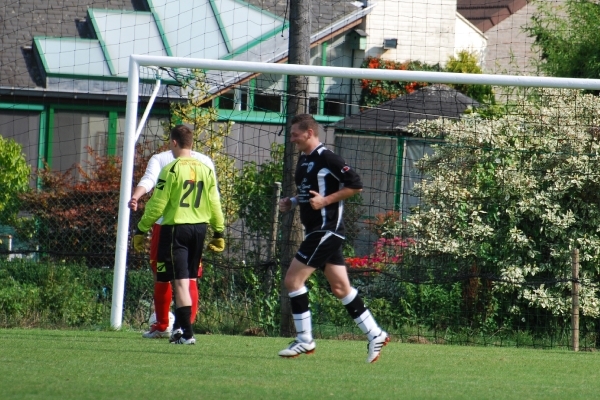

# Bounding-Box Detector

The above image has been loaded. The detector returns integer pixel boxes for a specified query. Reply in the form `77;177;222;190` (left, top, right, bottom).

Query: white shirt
137;150;217;224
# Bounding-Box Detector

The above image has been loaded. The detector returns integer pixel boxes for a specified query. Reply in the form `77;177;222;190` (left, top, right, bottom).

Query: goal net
104;55;600;348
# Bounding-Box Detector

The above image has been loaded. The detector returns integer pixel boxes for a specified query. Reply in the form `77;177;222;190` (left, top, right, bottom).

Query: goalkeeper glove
208;231;225;252
133;229;147;253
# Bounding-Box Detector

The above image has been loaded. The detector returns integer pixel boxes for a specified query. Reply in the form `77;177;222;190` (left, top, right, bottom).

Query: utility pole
280;0;311;337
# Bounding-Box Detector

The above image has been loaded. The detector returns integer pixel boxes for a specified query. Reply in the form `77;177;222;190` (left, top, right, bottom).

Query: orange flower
368;58;380;69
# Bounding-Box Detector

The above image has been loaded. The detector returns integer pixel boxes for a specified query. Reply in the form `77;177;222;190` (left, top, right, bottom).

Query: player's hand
208;231;225;252
309;190;328;210
128;197;139;211
133;233;146;253
279;197;292;212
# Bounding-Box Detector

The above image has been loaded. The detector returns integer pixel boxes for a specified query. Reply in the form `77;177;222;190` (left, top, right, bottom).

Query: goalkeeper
129;125;224;340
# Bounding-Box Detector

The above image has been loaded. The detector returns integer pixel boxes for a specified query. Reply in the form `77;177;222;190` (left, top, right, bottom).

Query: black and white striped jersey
294;143;363;235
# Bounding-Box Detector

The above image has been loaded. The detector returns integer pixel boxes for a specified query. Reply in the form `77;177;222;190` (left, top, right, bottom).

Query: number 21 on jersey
180;180;204;208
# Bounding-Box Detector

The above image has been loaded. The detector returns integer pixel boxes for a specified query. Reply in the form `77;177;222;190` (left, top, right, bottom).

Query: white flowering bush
406;88;600;320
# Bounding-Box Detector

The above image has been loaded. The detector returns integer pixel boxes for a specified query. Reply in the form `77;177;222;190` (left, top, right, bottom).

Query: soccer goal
114;54;600;349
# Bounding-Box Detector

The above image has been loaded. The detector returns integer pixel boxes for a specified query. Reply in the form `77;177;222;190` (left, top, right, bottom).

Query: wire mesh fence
2;84;600;350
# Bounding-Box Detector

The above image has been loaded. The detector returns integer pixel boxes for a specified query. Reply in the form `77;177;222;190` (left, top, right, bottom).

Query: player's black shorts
156;223;207;282
295;230;345;269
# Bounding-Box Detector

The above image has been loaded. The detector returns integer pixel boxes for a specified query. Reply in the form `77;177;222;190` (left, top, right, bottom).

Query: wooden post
571;248;579;352
280;0;310;337
263;182;282;295
267;182;282;263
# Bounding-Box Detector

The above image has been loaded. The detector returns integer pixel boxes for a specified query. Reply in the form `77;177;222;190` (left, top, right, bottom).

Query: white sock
293;311;313;343
288;286;308;297
341;288;358;305
354;310;382;341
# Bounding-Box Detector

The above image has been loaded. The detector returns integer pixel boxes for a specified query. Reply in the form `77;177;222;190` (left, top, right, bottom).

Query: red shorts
150;223;203;278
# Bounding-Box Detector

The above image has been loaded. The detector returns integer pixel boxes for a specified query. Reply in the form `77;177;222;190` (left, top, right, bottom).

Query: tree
525;0;600;79
406;88;600;321
445;50;494;104
233;143;284;240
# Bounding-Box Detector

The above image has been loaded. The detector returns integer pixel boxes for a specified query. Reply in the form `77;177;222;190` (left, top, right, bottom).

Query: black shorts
156;223;207;282
295;230;345;269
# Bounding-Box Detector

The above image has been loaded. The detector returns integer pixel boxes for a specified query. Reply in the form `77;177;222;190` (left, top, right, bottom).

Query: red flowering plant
346;236;415;275
346;210;415;274
359;57;441;109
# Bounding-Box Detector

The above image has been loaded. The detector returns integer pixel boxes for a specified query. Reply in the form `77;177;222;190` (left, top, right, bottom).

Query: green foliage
407;88;600;319
0;136;30;225
240;262;281;332
342;193;364;254
359;51;494;108
445;50;495;103
0;259;154;328
14;148;136;267
233;143;284;238
0;261;104;326
359;57;441;108
525;0;600;79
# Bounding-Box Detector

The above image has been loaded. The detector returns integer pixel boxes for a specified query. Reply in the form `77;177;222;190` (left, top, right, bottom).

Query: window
324;98;345;116
218;89;248;110
0;111;40;168
219;91;235;110
0;110;41;187
52;111;109;178
309;98;319;115
254;94;281;112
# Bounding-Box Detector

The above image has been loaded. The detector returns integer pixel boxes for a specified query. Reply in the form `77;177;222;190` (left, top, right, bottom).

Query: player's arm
128;186;148;211
128;154;162;210
309;152;363;210
206;171;225;233
308;187;361;210
206;171;226;252
137;167;172;233
279;196;298;212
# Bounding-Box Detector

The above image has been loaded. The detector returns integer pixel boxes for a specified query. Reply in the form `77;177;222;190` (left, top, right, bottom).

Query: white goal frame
111;54;600;328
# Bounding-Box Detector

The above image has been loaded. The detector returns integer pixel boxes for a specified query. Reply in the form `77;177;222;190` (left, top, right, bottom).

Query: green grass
2;329;600;399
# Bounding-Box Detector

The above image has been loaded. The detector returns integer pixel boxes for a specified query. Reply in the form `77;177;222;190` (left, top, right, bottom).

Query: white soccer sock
293;311;313;343
354;310;382;341
288;286;308;298
341;287;358;305
289;286;313;343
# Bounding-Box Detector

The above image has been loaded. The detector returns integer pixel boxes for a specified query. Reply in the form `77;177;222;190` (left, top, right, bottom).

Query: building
1;0;490;176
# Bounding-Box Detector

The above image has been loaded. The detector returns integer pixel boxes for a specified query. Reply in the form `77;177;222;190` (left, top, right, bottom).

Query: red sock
154;281;172;330
189;279;198;323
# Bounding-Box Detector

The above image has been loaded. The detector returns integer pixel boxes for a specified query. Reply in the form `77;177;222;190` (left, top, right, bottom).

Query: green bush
0;136;30;227
0;260;153;328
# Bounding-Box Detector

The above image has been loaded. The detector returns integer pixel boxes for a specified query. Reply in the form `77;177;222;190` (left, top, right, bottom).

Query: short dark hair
170;125;194;149
290;114;319;136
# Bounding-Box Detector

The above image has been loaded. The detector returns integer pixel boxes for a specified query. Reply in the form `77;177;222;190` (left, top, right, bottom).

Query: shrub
0;260;154;328
0;136;30;226
407;88;600;320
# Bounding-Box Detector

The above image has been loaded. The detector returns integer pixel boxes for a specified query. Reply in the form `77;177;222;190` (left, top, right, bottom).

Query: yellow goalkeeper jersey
138;157;224;233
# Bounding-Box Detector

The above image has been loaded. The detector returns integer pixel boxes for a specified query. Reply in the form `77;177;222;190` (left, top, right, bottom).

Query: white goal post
111;54;600;329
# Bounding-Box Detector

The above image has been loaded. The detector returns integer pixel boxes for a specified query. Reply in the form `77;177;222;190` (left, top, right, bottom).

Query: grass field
1;329;600;399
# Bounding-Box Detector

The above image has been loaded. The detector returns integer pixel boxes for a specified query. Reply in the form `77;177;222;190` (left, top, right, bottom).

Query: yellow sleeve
207;172;225;233
137;166;171;232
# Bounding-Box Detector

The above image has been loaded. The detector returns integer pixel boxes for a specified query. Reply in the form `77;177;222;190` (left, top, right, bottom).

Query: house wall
454;11;487;64
482;1;565;75
364;0;457;66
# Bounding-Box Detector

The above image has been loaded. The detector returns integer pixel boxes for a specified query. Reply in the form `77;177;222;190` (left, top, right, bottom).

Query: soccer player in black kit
278;114;389;363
